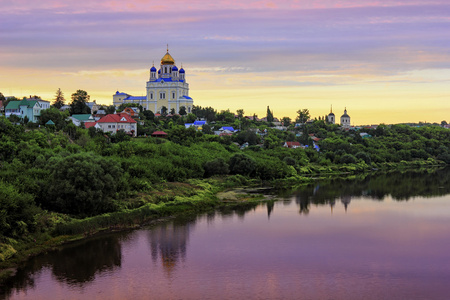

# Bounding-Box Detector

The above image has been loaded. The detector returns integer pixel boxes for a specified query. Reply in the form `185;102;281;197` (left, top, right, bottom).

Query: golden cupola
161;50;175;65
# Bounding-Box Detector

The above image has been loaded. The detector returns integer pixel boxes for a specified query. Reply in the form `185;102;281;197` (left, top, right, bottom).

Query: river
2;168;450;300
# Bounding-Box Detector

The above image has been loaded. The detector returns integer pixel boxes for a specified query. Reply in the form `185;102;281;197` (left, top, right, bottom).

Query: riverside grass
0;177;264;282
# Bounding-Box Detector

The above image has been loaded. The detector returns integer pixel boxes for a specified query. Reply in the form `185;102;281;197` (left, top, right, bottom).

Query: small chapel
327;106;351;128
113;47;194;114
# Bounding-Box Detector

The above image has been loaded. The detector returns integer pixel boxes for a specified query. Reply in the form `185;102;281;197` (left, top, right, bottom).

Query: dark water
3;168;450;300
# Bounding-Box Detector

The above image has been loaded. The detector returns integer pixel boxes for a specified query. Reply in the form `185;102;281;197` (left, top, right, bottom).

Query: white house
96;113;137;137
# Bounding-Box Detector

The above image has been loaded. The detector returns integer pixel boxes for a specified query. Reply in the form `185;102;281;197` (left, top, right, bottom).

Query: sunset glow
1;0;449;124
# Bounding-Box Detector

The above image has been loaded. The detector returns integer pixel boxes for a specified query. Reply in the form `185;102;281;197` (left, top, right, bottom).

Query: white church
327;107;351;128
113;48;194;114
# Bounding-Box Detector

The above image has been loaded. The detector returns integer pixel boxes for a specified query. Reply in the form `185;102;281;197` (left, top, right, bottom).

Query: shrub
355;152;371;164
43;152;123;216
229;153;256;176
204;158;229;177
340;154;357;164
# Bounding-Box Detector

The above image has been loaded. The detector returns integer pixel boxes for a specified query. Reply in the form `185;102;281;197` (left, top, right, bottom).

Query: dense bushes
229;153;256;176
0;181;38;239
42;153;124;216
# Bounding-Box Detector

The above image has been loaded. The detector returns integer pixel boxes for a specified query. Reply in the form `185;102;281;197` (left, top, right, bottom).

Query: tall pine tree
266;106;274;122
53;88;65;109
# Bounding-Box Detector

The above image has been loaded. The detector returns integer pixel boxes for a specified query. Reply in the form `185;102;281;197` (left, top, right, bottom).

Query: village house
96;113;137;137
284;141;301;149
5;99;42;122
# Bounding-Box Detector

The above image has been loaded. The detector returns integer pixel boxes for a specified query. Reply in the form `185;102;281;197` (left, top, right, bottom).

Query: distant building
340;108;351;128
327;106;335;124
96;113;137;137
38;99;51;110
5;99;42;122
113;47;194;115
86;100;101;113
69;114;95;126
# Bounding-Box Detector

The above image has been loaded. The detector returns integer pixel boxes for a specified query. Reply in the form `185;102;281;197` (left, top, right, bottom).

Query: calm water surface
3;169;450;300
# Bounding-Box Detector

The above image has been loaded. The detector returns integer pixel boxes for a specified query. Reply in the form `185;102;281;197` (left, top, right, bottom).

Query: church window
150;93;153;100
160;92;165;99
172;92;175;99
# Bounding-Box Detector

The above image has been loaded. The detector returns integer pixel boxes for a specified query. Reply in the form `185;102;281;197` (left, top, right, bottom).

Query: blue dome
158;69;161;74
172;66;178;71
150;66;157;72
179;68;185;74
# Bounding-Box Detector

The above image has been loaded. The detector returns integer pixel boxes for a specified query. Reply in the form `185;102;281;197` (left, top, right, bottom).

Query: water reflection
2;167;450;299
148;216;195;275
1;233;124;299
277;167;450;216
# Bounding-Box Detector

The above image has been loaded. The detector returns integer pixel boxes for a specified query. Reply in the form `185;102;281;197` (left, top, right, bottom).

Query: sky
1;0;449;125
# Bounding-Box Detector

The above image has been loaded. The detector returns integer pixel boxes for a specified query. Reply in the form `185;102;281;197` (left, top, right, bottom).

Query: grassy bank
0;176;267;283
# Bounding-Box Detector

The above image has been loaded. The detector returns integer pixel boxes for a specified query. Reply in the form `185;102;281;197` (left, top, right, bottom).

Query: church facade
327;107;351;128
113;49;193;114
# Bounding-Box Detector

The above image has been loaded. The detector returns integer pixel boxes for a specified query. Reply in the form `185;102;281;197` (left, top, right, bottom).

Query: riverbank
0;176;269;283
0;162;447;284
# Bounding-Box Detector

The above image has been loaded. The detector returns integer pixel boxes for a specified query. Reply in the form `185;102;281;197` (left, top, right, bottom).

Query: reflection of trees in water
148;216;195;275
48;235;122;285
0;233;123;298
282;167;450;214
148;204;261;275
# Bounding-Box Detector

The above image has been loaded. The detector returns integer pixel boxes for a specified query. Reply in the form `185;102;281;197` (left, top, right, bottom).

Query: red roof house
151;131;168;138
283;141;301;149
96;113;137;137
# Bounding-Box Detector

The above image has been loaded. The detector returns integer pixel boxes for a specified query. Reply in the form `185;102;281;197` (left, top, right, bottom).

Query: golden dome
161;51;175;65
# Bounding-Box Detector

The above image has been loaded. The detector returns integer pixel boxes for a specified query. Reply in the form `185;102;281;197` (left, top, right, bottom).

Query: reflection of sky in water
6;193;450;300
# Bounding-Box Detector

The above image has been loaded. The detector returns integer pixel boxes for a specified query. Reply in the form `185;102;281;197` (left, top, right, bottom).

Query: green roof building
5;99;42;122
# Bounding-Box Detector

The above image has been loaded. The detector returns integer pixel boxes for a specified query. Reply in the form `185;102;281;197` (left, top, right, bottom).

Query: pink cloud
4;0;449;14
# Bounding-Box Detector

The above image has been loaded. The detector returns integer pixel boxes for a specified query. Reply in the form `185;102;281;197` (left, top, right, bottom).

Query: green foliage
204;158;229;177
296;109;310;123
355;152;371;164
192;105;217;122
42;153;124;216
340;154;357;164
39;107;69;130
233;129;259;145
266;106;274;122
0;181;38;239
216;109;235;123
53;88;65;109
229;153;256;176
70;90;91;114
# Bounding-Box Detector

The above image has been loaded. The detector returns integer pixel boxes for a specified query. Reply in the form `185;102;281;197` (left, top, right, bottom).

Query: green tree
179;106;187;115
266;106;274;122
237;108;245;119
202;123;213;134
281;117;291;126
216;109;235;123
8;114;21;124
43;153;123;216
53;88;65;109
295;109;310;124
70;90;91;114
0;181;38;238
39;107;69;130
102;105;116;114
229;153;256;176
192;105;217;122
234;129;259;145
204;158;229;177
143;110;155;121
161;106;168;116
